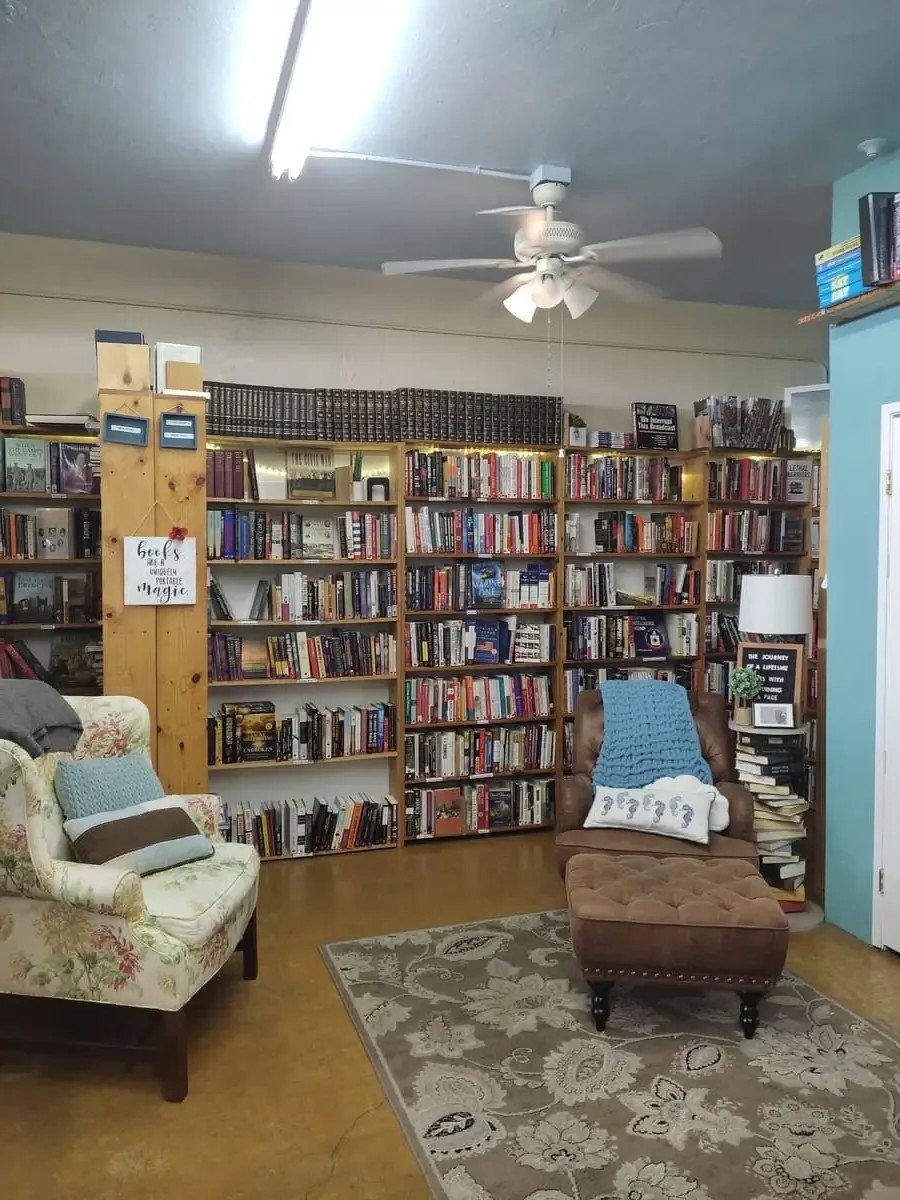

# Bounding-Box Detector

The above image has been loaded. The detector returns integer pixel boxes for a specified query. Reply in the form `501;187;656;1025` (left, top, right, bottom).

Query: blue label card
102;412;150;446
159;411;198;450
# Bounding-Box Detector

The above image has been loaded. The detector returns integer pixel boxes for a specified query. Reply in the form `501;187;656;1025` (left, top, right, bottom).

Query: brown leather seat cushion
567;853;789;984
556;827;758;874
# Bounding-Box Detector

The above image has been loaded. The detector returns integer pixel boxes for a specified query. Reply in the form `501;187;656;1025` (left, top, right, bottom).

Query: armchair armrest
45;859;147;923
716;781;755;843
558;774;593;834
175;794;222;842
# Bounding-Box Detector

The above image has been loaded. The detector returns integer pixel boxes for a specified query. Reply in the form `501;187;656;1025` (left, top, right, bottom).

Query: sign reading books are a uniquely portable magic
124;536;196;606
632;402;679;451
737;641;803;708
102;412;150;447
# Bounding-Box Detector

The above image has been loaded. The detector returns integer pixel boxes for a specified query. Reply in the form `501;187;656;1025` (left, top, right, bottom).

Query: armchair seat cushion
556;827;758;876
141;843;258;948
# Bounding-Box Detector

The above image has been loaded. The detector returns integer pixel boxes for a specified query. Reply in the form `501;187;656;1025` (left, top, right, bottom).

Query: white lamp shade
562;281;599;319
503;284;537;323
738;574;813;636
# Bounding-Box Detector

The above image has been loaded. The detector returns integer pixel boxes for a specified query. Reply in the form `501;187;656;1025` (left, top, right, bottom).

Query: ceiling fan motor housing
515;220;584;263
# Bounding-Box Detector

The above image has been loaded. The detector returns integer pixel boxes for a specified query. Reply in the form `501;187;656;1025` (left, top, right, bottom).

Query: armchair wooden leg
240;908;258;981
159;1009;188;1102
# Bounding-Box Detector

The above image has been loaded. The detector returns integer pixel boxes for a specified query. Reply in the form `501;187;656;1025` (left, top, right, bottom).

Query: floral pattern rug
322;909;900;1200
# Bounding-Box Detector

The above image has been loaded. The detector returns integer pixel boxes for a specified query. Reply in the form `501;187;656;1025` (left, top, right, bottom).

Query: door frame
872;400;900;946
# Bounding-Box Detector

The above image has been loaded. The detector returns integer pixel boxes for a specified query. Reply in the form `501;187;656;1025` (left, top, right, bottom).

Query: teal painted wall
827;154;900;940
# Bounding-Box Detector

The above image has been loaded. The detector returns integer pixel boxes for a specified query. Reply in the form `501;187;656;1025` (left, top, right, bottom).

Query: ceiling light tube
270;0;412;181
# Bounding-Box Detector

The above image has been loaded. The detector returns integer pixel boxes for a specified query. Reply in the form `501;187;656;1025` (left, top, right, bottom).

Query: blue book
470;561;503;608
817;261;863;286
94;329;145;344
472;619;500;663
815;250;862;279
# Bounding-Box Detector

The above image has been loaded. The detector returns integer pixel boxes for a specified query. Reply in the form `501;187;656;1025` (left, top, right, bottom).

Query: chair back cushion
54;754;164;821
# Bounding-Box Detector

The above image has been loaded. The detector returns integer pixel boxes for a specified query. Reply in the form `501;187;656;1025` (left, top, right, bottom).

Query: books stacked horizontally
1;435;97;495
736;729;808;911
405;618;554;669
564;612;698;662
562;664;692;713
404;673;553;724
207;510;397;561
565;454;684;501
219;793;398;857
707;509;803;554
405;451;555;500
404;724;556;780
405;778;554;839
563;560;700;607
208;629;397;682
815;235;867;308
406;561;553;612
405;507;557;555
208;700;396;766
693;396;790;452
208;568;398;624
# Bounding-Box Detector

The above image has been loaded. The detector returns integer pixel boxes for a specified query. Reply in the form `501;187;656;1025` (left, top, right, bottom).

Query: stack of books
815;236;868;308
735;730;808;910
693;396;790;451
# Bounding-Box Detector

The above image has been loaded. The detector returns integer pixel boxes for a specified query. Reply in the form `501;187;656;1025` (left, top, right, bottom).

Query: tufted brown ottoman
566;852;789;1038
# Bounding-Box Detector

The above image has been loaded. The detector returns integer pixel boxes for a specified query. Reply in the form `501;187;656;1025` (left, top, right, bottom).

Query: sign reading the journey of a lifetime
737;641;802;707
632;402;679;450
124;536;196;606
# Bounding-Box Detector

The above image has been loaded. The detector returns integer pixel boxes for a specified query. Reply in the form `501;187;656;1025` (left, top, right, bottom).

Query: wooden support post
98;345;158;765
153;393;208;794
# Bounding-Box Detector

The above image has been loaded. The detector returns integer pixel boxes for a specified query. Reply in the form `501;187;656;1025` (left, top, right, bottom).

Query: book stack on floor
219;793;398;857
735;730;809;911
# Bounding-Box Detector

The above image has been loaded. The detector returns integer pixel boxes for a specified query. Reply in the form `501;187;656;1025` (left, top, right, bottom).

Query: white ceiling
0;0;898;309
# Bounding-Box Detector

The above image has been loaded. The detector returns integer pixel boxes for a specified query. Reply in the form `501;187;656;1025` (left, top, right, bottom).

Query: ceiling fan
381;165;722;322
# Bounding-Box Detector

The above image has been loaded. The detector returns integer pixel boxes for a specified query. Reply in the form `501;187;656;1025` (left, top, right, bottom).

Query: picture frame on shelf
752;702;796;729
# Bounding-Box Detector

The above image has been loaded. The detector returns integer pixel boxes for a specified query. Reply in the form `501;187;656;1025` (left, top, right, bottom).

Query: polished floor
2;833;899;1200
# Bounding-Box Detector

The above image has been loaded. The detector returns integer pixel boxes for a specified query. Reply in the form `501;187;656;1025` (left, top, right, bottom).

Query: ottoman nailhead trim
581;965;780;986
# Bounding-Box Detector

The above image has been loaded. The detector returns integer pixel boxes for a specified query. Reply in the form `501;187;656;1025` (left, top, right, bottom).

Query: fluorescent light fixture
562;281;599;318
271;0;412;180
503;285;538;323
232;0;299;145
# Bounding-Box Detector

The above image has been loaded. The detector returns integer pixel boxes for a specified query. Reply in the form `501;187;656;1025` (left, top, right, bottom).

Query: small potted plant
729;666;763;725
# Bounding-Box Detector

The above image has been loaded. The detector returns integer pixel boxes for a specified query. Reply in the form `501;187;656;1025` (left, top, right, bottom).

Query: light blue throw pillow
54;754;165;822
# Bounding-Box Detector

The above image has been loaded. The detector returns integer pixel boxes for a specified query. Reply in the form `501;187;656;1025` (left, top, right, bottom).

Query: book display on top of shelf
693;396;791;452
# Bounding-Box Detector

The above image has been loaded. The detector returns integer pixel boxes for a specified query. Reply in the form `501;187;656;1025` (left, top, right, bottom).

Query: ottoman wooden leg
739;990;763;1040
589;982;613;1032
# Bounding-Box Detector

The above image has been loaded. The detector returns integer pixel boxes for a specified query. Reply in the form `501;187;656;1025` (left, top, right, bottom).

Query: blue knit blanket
592;681;712;789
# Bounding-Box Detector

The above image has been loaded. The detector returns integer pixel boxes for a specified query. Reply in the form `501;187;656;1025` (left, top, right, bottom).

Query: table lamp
738;575;813;639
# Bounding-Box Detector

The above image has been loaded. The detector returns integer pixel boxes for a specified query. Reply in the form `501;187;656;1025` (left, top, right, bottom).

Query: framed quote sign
124;536;196;606
736;641;803;710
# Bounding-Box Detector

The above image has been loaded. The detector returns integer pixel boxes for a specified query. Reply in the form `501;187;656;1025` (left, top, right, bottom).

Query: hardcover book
3;437;47;492
302;517;335;559
11;572;56;622
434;787;464;838
472;619;500;664
58;443;93;494
632;613;670;657
469;561;503;608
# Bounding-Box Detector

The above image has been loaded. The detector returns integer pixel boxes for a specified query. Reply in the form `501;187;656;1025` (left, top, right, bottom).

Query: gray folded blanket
0;681;84;758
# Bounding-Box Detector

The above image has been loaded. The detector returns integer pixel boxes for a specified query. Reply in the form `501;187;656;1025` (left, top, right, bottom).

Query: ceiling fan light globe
503;285;537;323
562;281;599;319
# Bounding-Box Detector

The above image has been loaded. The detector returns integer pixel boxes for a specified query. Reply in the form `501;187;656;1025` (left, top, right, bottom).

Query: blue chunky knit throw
592;680;712;789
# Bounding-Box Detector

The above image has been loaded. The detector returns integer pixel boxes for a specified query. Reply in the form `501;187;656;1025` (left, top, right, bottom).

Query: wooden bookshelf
209;673;397;687
210;750;398;771
0;491;99;504
798;280;900;326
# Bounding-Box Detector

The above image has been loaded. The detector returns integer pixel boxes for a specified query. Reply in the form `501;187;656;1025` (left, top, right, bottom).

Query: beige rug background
323;909;900;1200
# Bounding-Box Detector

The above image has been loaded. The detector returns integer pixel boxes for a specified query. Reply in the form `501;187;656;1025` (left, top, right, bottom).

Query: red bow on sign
169;525;188;541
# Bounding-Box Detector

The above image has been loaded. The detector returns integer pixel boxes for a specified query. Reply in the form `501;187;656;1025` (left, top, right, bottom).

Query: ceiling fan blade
381;257;521;276
578;227;722;265
569;265;663;302
476;271;537;305
476;206;536;216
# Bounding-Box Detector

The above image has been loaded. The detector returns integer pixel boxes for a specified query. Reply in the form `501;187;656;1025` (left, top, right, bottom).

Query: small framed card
752;702;796;729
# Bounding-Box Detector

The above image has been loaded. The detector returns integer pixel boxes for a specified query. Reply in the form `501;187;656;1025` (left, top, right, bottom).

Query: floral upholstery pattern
0;696;259;1011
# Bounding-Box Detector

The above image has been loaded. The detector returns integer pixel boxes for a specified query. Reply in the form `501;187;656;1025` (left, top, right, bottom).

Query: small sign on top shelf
632;403;679;451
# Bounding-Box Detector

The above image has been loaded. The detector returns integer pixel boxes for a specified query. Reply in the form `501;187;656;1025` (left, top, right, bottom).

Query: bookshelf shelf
209;435;401;453
707;499;805;510
0;426;96;442
261;841;397;861
0;492;100;505
407;715;554;730
405;661;557;674
405;552;558;561
563;604;699;613
209;673;397;687
564;656;698;667
207;498;395;510
210;750;398;772
798;281;900;326
565;447;704;461
210;557;398;567
406;767;554;787
705;551;802;559
0;558;100;568
209;617;395;628
564;499;701;509
405;496;558;506
407;822;554;843
407;607;554;618
564;552;697;560
2;622;101;633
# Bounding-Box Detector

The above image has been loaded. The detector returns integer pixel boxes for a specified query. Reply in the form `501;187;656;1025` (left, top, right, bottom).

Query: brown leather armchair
557;689;757;875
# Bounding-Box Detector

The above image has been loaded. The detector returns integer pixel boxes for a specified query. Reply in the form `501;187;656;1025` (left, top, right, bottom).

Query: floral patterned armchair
0;695;259;1101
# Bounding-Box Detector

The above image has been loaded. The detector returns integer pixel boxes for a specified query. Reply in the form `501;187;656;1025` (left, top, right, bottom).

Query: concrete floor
1;833;898;1200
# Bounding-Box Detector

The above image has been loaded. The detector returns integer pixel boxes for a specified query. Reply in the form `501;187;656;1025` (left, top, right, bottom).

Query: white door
877;406;900;950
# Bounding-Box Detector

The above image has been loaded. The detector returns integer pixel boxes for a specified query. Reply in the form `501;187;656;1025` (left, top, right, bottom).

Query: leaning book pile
735;729;809;911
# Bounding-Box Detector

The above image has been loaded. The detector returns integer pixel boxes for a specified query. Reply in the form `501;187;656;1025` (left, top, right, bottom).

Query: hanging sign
102;412;150;446
159;411;198;450
124;536;196;606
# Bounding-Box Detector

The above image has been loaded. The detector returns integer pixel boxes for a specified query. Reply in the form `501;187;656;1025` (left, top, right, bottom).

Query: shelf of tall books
0;413;103;694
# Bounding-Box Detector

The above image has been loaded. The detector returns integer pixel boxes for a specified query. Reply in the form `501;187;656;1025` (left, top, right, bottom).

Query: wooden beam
153;394;208;793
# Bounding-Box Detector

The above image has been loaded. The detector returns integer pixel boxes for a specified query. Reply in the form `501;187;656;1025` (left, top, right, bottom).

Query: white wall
0;234;827;438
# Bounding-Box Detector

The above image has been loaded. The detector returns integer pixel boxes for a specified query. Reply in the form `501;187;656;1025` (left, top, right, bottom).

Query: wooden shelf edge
798;281;900;326
209;674;397;687
260;842;398;861
407;822;554;843
209;750;397;771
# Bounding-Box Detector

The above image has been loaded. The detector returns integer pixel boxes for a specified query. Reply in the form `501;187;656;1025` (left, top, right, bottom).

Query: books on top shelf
404;673;553;724
405;778;554;840
205;381;563;446
1;435;98;495
405;723;557;779
563;561;700;608
208;700;396;765
405;450;555;499
405;561;554;612
208;628;397;682
565;454;685;502
693;396;791;452
404;618;555;668
219;793;398;858
563;612;698;661
207;508;397;561
405;506;557;555
706;509;804;554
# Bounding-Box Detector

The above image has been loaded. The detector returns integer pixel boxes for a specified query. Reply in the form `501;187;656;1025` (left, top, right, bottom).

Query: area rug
322;909;900;1200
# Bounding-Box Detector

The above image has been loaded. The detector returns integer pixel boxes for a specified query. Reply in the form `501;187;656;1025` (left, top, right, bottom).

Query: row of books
563;612;699;661
0;632;102;691
693;396;791;452
568;512;698;555
404;451;555;500
562;562;701;609
562;664;691;716
707;510;804;554
404;724;557;780
209;568;398;624
405;561;553;612
708;458;811;503
404;619;555;669
737;729;809;908
0;507;100;562
405;779;555;840
0;571;99;624
705;559;788;603
205;381;564;446
705;611;739;654
0;435;97;495
208;630;397;682
209;700;396;765
218;794;398;857
703;660;733;695
565;454;685;502
404;673;553;725
404;507;558;556
207;509;397;561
